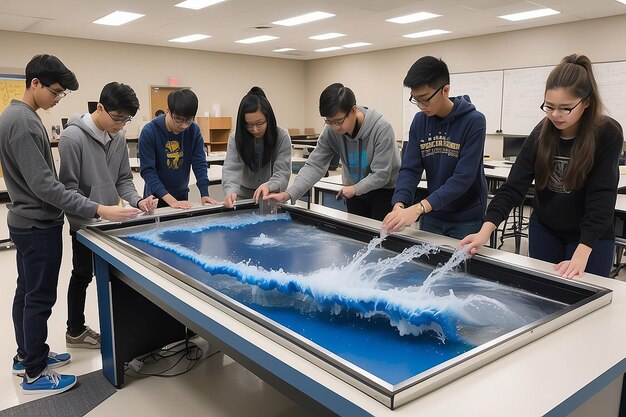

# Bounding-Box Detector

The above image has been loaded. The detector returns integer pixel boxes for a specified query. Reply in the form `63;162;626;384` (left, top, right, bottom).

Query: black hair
98;82;140;116
167;89;198;118
403;56;450;90
155;109;165;117
319;83;356;117
235;86;278;171
25;54;78;91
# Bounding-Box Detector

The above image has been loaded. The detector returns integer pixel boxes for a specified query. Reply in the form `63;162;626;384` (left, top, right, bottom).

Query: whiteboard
449;71;503;134
501;65;554;135
402;60;626;139
401;70;503;140
594;61;626;131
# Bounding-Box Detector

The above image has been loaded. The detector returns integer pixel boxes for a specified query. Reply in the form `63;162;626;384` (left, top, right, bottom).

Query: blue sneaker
21;368;77;395
12;352;71;375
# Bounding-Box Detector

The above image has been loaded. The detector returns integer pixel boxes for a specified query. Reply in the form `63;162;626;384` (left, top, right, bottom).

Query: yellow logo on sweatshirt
166;140;183;169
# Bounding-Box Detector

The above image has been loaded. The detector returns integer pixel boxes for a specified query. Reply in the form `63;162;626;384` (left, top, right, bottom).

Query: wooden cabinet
196;116;232;152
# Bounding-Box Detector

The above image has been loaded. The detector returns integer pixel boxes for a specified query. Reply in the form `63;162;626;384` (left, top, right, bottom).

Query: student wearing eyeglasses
222;87;291;208
460;54;623;279
58;82;158;350
0;55;143;396
139;88;218;208
266;83;400;221
382;56;488;239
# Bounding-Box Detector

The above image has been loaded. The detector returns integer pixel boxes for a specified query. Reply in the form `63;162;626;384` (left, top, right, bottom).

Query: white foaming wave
150;212;292;234
126;231;525;343
250;233;281;247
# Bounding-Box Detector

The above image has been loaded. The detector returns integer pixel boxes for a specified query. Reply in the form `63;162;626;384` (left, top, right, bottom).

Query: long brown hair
535;54;604;190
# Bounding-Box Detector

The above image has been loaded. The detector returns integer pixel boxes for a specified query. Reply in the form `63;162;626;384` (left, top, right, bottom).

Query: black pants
345;188;394;221
67;231;94;336
10;225;63;378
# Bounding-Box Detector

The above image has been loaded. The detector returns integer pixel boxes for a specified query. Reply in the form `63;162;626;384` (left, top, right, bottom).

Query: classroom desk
49;135;139;147
484;162;626;191
290;134;318;145
78;203;626;417
312;175;428;211
128;157;226;171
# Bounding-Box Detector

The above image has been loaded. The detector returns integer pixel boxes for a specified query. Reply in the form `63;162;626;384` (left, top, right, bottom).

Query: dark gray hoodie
59;113;142;231
0;100;99;229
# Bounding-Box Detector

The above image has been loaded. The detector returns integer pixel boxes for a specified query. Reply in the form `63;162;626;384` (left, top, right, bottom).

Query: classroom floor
0;170;624;416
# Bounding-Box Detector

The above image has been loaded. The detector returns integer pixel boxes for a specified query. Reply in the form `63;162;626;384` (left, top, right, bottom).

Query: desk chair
496;191;533;254
494;135;530;254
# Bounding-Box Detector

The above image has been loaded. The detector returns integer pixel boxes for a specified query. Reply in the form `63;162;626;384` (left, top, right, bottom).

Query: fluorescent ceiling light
499;8;560;21
169;34;211;43
273;48;296;52
309;33;345;40
403;29;451;38
236;35;279;44
273;11;335;26
386;12;440;24
617;0;626;4
315;46;343;52
93;11;144;26
343;42;371;48
175;0;227;10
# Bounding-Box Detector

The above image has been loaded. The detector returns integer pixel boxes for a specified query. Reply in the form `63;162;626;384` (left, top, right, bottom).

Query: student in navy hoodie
139;89;219;208
382;56;487;239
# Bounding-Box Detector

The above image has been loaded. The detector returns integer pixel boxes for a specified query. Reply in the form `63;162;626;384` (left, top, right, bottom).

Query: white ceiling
1;0;625;60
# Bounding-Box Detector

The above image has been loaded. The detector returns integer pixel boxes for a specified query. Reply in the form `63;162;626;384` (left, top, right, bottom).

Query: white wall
2;13;626;157
304;14;626;158
0;31;306;138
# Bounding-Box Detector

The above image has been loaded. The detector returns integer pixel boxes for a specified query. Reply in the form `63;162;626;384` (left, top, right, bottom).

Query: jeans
67;231;94;336
10;224;63;378
528;217;615;277
420;215;483;240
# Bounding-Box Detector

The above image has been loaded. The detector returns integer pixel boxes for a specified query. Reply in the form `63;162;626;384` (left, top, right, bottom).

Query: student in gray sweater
0;55;142;396
222;87;291;207
266;83;400;221
59;82;157;350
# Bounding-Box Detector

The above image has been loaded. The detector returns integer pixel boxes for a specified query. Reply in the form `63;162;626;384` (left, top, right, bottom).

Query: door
150;86;185;119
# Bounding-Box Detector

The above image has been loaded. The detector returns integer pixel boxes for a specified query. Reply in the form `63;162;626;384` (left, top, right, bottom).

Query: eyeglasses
171;115;195;125
245;120;267;130
103;107;133;125
409;86;444;107
540;98;585;116
44;85;70;99
324;113;350;127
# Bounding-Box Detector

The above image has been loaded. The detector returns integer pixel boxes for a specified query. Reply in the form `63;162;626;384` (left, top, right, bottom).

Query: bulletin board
0;76;26;114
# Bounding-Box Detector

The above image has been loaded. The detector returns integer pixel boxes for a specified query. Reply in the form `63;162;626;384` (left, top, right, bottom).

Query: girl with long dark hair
461;54;624;278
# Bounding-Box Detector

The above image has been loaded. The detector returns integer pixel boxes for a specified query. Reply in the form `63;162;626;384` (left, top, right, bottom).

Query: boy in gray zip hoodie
266;83;400;221
59;82;157;349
